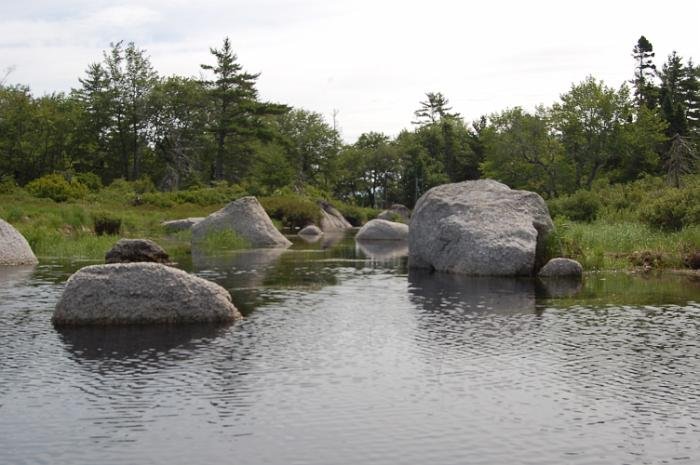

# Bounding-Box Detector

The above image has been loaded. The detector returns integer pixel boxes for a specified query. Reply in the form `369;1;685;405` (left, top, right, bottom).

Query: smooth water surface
1;233;699;465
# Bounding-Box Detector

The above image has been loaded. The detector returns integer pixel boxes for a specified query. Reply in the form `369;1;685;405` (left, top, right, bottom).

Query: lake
1;232;699;465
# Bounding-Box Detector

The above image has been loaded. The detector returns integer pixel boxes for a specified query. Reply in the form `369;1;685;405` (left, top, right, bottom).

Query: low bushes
26;174;88;202
260;195;321;229
640;187;700;231
548;190;601;222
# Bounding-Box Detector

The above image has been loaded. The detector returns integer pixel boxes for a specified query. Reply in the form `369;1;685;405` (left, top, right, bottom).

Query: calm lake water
1;232;699;465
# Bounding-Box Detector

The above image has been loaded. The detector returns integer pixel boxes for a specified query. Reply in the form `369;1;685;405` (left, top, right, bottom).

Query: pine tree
659;51;689;138
631;36;658;108
200;37;287;181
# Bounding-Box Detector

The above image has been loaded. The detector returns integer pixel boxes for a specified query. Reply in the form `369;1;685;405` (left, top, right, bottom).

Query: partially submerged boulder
0;219;38;265
377;204;411;223
105;239;170;264
298;224;323;237
192;196;292;248
319;201;352;231
409;179;554;276
162;217;204;233
356;219;409;241
52;262;241;326
538;258;583;278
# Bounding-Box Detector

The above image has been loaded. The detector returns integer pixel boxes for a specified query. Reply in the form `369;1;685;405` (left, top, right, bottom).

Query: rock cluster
356;219;409;241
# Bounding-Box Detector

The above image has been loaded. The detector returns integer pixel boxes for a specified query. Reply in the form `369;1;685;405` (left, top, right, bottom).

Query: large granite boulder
0;219;38;265
52;262;241;326
105;239;170;264
319;201;352;231
538;258;583;278
409;180;554;276
192;196;292;248
298;224;323;237
356;219;409;241
377;204;411;223
162;217;204;233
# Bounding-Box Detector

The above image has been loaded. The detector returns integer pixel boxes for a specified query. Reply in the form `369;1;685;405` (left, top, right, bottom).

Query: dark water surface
1;233;699;465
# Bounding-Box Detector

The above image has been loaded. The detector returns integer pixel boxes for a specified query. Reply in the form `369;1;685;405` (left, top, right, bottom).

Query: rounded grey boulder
319;201;352;231
53;262;241;326
538;258;583;278
105;238;170;264
377;204;411;223
356;219;409;241
298;224;323;236
0;219;38;265
192;196;292;248
409;179;554;276
162;217;204;233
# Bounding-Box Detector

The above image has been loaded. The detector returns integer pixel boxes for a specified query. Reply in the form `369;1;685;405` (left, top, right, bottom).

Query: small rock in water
356;219;408;241
538;258;583;278
298;224;323;236
105;238;170;264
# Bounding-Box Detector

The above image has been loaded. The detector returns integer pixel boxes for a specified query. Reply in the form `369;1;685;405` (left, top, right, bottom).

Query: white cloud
1;0;700;141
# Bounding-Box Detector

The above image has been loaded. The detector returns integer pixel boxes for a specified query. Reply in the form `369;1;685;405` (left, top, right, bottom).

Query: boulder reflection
355;240;408;261
57;323;230;364
408;269;539;316
0;265;36;288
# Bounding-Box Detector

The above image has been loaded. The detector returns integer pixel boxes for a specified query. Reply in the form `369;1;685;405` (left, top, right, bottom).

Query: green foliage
260;195;321;229
0;175;18;194
92;212;122;236
548;190;601;222
641;187;700;230
335;202;379;226
200;229;250;251
26;173;88;202
74;172;103;191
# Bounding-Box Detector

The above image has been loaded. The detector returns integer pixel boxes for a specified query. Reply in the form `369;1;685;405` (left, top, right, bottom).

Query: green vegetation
0;35;698;269
199;230;250;252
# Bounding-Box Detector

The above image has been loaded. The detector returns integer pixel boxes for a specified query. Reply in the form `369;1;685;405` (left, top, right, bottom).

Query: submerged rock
356;219;409;241
377;204;411;223
105;239;170;264
192;196;292;248
298;224;323;237
162;217;204;233
538;258;583;278
0;219;38;265
319;201;352;231
52;262;241;326
409;179;554;276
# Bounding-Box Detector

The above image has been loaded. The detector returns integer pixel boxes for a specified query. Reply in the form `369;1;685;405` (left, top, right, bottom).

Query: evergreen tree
631;36;658;108
200;37;287;181
666;134;698;187
659;51;689;138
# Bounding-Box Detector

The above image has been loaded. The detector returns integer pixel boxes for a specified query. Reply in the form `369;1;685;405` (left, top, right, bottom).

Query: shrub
26;174;88;202
132;176;156;194
260;195;321;229
93;213;122;236
74;172;103;192
0;175;18;194
640;188;700;231
335;203;379;226
548;190;601;222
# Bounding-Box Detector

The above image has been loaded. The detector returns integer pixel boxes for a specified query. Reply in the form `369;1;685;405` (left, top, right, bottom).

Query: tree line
0;36;697;207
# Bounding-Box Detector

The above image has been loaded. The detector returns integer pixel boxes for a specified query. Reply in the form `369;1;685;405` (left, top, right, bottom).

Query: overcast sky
2;0;699;142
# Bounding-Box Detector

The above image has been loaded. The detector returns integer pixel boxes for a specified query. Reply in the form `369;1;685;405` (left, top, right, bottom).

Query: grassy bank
0;181;378;261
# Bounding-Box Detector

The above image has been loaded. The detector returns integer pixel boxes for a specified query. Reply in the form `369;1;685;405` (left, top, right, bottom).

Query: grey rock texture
298;224;323;236
377;204;411;223
52;262;241;325
409;179;554;276
192;196;292;248
356;219;409;241
538;258;583;278
319;201;352;231
0;219;38;265
162;217;204;233
105;239;170;264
